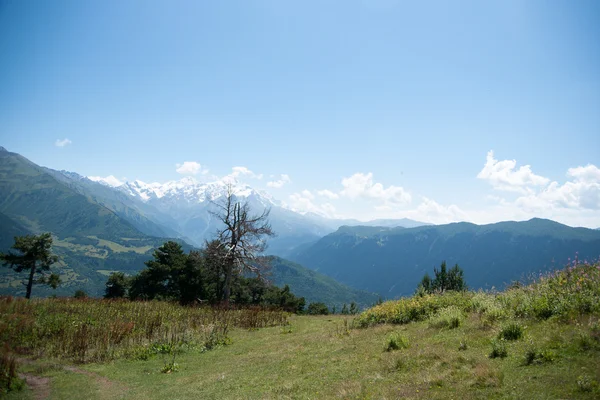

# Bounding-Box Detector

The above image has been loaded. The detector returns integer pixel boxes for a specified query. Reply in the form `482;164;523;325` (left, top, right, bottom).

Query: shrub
356;291;473;327
498;322;524;341
429;306;465;329
384;332;409;352
524;342;556;365
489;339;508;359
576;375;599;393
498;261;600;320
307;302;329;315
73;290;88;299
0;349;24;395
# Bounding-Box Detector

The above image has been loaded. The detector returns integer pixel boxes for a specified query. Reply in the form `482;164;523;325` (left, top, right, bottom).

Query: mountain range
289;219;600;298
85;174;430;255
0;147;379;306
1;146;598;306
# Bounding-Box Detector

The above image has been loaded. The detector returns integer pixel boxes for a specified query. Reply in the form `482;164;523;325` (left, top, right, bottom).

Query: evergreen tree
104;272;130;299
0;233;60;299
128;241;188;301
433;261;449;292
419;272;432;293
349;301;358;315
447;263;467;291
417;261;467;294
307;302;329;315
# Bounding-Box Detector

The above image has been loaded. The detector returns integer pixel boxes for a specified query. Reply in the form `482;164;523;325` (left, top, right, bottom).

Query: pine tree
0;233;60;299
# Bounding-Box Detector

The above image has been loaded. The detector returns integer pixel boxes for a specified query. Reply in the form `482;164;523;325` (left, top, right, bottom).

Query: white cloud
288;191;336;217
317;189;339;200
408;197;469;224
477;150;549;192
301;189;314;199
340;172;411;205
479;161;600;226
567;164;600;183
231;166;263;180
88;175;124;187
175;161;208;175
267;174;291;188
55;138;72;147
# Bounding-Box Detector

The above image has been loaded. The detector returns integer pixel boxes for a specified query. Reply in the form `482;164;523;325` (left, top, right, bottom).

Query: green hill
291;219;600;298
269;256;379;309
0;149;377;305
0;148;188;297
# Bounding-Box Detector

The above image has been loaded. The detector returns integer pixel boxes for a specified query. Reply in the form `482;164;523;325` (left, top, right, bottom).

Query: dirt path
18;373;50;400
17;357;126;399
63;365;119;392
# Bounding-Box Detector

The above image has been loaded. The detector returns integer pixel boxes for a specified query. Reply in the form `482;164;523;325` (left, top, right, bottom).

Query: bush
429;306;465;329
524;346;556;366
498;261;600;320
0;349;23;395
73;290;88;299
489;339;508;359
384;332;409;352
576;375;599;393
307;302;329;315
356;291;473;327
498;322;524;341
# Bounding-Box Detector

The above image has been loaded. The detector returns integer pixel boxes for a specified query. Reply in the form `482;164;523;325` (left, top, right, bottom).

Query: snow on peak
88;175;124;188
111;176;279;206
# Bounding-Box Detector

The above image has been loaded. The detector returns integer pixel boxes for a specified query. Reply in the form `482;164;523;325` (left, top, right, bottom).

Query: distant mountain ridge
83;170;431;255
0;147;381;306
290;218;600;298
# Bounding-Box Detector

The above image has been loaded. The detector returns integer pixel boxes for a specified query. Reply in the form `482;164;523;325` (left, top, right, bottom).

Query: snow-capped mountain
83;174;430;256
90;176;279;207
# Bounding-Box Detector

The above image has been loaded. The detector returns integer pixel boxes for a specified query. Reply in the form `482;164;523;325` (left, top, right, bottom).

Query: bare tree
210;184;275;302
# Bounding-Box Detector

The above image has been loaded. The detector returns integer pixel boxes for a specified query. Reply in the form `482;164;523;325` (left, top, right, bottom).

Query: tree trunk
26;262;36;299
222;262;233;303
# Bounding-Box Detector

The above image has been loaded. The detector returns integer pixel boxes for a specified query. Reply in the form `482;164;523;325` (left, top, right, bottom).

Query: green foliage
576;375;599;393
104;272;130;299
125;242;306;312
356;291;473;327
523;344;556;366
384;332;409;352
73;290;88;299
429;306;465;329
0;347;24;395
418;261;467;294
161;361;180;374
498;322;524;341
0;297;288;363
489;338;508;359
497;260;600;320
307;302;329;315
0;233;59;298
471;292;511;326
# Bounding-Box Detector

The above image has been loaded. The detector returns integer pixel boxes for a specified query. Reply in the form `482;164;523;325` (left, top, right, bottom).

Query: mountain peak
0;146;7;152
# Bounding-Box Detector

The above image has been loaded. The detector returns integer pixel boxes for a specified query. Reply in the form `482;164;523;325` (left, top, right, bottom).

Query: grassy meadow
2;261;600;399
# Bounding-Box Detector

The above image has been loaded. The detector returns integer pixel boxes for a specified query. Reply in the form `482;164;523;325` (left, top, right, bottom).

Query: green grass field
3;261;600;399
7;314;600;399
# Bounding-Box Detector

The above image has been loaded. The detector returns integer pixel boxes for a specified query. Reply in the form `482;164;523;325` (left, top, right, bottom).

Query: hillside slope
269;256;379;308
291;218;600;297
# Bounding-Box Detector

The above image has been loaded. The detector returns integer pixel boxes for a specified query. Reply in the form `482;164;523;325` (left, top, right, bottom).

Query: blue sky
1;1;599;226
